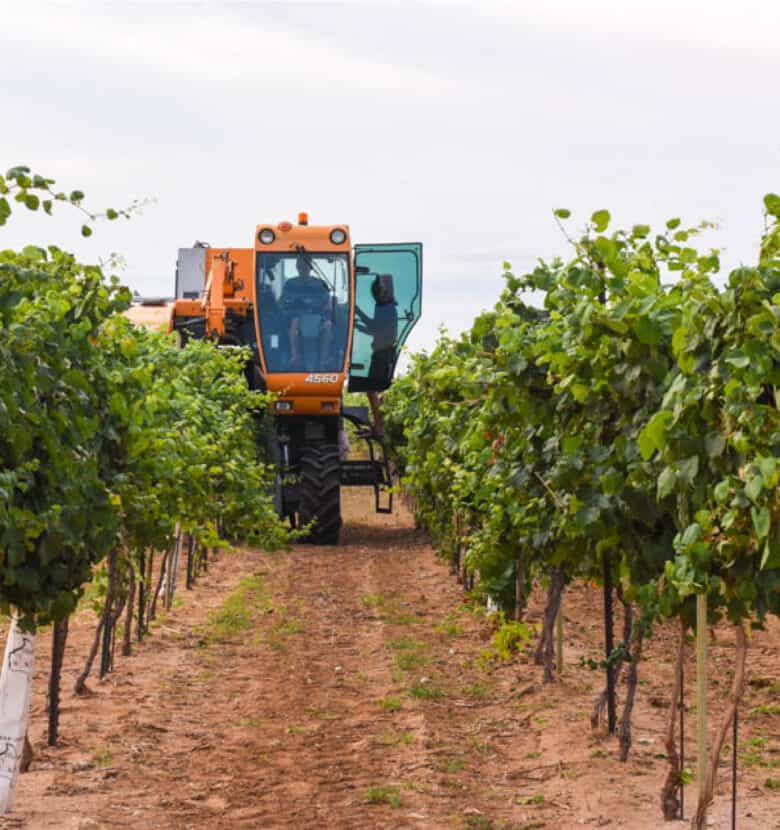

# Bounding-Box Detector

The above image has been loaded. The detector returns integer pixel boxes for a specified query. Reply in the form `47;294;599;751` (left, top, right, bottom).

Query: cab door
348;243;422;392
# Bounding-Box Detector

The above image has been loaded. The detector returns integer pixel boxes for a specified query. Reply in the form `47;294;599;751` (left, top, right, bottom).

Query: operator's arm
354;306;373;330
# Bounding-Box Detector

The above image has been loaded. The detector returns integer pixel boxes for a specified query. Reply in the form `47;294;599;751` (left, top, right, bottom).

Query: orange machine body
164;215;422;542
170;221;353;415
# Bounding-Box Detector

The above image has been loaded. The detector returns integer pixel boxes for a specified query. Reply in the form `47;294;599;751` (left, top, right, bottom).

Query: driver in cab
281;257;333;370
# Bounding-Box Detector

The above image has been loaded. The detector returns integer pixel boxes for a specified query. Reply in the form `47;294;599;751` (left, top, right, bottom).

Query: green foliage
0;165;143;231
489;615;535;660
0;166;289;630
0;245;130;627
385;194;780;639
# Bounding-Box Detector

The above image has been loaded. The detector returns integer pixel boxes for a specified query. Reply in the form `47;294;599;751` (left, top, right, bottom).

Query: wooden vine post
555;597;563;676
692;623;748;829
515;557;524;622
731;709;738;830
47;620;69;746
186;534;194;590
137;549;147;642
603;551;617;733
695;593;708;830
680;658;685;819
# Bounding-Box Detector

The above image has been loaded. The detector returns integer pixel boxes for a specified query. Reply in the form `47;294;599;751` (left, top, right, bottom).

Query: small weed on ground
436;757;464;773
378;695;403;712
478;615;535;667
232;717;262;728
463;818;492;830
364;785;401;807
92;748;113;768
492;617;535;658
462;817;544;830
463;681;489;700
750;703;780;717
436;613;463;637
516;794;545;805
741;736;780;769
361;593;385;609
306;706;338;720
748;676;779;691
388;610;420;626
379;729;414;746
471;737;495;757
390;636;430;671
362;593;419;625
202;573;267;642
408;678;447;700
268;604;305;652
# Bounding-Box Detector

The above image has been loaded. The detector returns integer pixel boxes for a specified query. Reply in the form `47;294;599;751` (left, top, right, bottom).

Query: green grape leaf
591;209;611;232
751;506;770;540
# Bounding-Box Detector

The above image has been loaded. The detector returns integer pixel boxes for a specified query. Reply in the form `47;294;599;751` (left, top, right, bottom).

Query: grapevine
385;194;780;827
0;167;290;809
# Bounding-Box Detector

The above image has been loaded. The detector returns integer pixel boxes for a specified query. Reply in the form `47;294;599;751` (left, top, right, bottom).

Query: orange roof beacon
160;216;422;544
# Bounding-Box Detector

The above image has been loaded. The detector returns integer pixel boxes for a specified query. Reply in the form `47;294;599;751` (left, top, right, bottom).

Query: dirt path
4;490;780;829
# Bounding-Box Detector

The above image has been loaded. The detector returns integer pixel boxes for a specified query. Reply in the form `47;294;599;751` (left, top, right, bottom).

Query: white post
166;524;182;610
0;616;36;813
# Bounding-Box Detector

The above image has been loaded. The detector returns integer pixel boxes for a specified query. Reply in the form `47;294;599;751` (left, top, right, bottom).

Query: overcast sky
1;1;778;354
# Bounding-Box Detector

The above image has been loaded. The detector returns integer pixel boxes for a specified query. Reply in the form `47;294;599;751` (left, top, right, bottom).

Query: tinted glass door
349;243;422;392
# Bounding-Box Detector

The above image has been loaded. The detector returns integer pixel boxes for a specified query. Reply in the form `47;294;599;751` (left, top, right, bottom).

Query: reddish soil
2;490;779;830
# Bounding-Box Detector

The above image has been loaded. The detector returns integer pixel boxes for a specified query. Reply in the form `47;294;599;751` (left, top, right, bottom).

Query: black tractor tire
299;444;342;545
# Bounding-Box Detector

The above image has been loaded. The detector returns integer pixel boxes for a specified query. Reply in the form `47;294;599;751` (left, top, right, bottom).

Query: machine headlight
258;228;276;244
275;401;292;412
329;228;347;245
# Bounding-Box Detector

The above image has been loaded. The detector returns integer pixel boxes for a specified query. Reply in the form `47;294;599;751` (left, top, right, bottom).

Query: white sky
1;1;778;354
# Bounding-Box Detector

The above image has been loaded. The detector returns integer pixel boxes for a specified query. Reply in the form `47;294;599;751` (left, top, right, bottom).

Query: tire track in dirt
47;491;452;830
151;494;448;829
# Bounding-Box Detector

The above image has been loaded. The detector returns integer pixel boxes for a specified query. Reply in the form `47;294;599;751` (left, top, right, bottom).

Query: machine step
340;460;389;487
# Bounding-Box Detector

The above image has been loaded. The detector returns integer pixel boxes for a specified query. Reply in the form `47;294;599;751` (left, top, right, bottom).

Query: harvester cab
169;214;422;544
